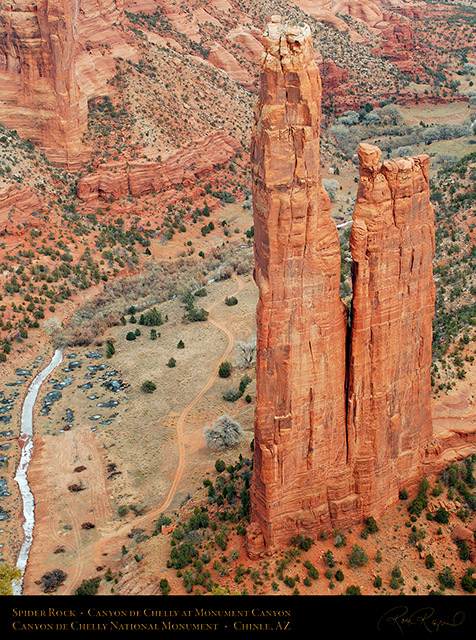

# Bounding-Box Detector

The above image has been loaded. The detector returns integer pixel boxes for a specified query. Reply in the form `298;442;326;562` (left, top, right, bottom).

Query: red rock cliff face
76;132;241;201
247;17;357;557
0;0;82;167
347;143;435;515
0;0;127;167
0;183;43;234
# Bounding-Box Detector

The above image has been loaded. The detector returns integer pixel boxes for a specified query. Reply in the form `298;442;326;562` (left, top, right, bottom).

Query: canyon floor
1;247;475;597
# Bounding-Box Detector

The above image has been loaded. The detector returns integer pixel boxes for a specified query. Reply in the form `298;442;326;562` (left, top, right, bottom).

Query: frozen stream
13;348;63;595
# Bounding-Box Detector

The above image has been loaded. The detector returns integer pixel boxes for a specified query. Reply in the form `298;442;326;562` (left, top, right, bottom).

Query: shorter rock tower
347;143;435;516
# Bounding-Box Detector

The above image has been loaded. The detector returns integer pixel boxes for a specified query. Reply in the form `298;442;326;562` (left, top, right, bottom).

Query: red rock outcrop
0;0;83;167
0;183;43;234
207;43;255;90
346;143;435;514
76;132;241;201
248;18;438;555
0;0;133;167
319;59;350;98
247;17;357;557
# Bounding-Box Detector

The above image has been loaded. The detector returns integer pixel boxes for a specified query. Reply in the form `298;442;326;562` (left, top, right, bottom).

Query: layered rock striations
0;183;43;234
248;19;436;555
347;143;435;514
76;132;241;201
247;17;357;556
0;0;129;167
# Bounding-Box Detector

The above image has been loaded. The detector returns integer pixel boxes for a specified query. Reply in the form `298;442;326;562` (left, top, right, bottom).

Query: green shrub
139;307;163;326
117;505;129;517
126;331;136;341
167;357;176;368
155;514;172;532
335;569;344;582
74;578;101;596
160;578;171;595
461;569;476;593
141;380;157;393
438;566;455;590
304;560;319;580
390;565;404;590
373;575;382;588
185;308;209;322
345;585;361;595
218;361;232;378
323;550;336;567
334;531;347;548
225;296;238;306
364;516;379;534
433;507;449;524
106;341;115;358
215;459;226;473
292;535;313;551
348;544;368;568
177;340;185;349
425;554;435;569
458;540;470;561
223;388;242;402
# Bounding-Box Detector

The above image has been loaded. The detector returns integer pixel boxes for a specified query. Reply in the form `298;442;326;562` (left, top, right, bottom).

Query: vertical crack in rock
247;24;436;555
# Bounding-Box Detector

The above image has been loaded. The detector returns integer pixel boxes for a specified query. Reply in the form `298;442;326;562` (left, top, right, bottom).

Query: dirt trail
88;275;244;558
39;274;245;592
157;274;244;514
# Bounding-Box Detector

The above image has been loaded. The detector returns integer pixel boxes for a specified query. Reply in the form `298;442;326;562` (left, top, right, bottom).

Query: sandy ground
18;271;257;595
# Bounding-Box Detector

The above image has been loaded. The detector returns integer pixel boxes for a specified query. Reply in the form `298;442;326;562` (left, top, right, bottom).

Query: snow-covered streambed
13;348;63;595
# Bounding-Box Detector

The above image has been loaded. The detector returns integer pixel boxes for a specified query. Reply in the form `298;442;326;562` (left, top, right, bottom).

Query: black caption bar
3;595;474;637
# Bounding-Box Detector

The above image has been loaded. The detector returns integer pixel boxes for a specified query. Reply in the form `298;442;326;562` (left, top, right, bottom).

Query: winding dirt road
26;274;245;593
156;274;244;514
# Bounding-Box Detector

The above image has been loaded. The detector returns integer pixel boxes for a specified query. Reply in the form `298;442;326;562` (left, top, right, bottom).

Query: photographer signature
377;606;465;634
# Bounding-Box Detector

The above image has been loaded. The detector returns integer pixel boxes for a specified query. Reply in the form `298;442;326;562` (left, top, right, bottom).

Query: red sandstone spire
247;16;355;556
347;143;435;513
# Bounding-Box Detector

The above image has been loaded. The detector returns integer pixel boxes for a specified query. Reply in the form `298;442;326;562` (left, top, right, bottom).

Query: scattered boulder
450;524;474;543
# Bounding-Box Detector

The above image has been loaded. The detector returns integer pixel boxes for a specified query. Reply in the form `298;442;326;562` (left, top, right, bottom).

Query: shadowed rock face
247;16;355;556
347;142;435;513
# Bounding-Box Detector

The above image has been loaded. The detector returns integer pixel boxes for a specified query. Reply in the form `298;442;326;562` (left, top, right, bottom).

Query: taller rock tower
247;16;357;556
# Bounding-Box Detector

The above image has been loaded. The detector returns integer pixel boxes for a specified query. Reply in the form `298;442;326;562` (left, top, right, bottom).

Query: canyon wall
248;20;436;555
0;0;83;167
347;143;436;515
0;0;129;167
247;16;358;557
0;183;43;234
